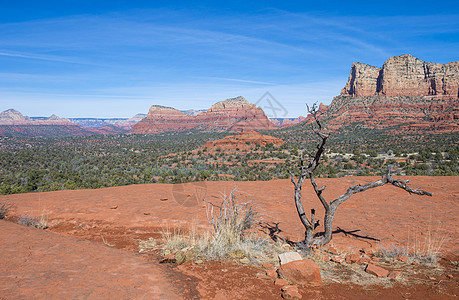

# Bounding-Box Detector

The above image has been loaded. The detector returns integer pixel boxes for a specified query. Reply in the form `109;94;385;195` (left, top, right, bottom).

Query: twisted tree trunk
290;104;432;248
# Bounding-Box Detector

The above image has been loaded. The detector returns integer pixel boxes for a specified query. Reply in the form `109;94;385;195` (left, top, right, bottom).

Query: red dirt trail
0;220;181;299
0;176;458;299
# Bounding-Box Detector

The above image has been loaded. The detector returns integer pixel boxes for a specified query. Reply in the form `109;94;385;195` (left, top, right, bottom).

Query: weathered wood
290;103;432;247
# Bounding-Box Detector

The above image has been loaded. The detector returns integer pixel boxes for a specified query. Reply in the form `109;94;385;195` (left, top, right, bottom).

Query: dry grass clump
18;212;48;229
161;226;201;252
0;200;12;219
139;189;285;264
138;237;158;252
376;243;409;258
376;226;448;265
408;226;448;264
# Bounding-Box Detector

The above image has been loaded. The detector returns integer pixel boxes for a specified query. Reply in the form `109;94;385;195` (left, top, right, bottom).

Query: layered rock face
341;54;459;99
131;106;198;134
328;55;458;133
203;130;284;152
131;96;276;134
340;63;381;97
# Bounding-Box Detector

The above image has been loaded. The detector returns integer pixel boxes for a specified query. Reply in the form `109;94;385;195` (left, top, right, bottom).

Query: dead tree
289;104;432;247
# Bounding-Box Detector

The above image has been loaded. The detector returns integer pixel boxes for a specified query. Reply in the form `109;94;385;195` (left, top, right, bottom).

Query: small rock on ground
281;285;302;299
279;252;302;265
365;263;389;278
278;259;322;287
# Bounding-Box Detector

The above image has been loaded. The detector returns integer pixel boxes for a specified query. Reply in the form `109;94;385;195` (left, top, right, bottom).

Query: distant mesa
326;54;459;133
3;54;457;137
270;116;306;127
0;109;134;137
0;109;72;125
181;109;206;116
130;96;276;134
70;113;147;130
203;130;284;153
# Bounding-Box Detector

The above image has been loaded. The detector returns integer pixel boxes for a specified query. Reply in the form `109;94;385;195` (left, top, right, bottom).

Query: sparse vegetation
0;200;11;219
408;226;449;264
0;126;457;195
377;243;409;259
139;190;285;264
18;213;48;229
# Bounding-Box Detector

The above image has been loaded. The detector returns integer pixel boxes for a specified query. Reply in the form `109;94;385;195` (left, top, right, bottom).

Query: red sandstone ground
1;176;458;299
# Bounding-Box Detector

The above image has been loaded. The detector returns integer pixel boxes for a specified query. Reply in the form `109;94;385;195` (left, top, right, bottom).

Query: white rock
278;251;302;265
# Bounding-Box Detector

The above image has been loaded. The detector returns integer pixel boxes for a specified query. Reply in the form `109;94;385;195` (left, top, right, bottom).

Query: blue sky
1;1;458;118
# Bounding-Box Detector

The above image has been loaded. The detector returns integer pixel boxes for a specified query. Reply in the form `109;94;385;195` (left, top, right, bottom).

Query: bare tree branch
290;102;432;247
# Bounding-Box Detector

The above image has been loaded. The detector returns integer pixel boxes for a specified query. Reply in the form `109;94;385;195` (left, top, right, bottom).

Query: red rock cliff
329;55;458;133
130;96;276;134
341;54;459;99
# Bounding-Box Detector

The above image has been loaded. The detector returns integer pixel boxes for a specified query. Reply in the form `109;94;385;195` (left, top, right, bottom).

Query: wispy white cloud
0;50;74;63
0;8;457;117
193;76;275;85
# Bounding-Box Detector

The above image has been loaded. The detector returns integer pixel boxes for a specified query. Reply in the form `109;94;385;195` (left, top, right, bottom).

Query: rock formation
131;105;198;134
0;109;31;122
203;130;284;152
70;114;147;130
270;116;307;127
131;96;276;134
341;54;459;99
0;109;94;137
327;55;458;133
0;109;73;125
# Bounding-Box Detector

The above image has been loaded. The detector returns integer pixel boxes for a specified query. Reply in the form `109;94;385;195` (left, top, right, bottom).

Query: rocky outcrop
131;96;276;134
0;109;31;122
270;116;307;127
341;54;459;99
70;114;146;130
0;109;96;137
131;106;198;134
341;63;381;97
0;109;73;125
328;55;459;133
203;130;284;152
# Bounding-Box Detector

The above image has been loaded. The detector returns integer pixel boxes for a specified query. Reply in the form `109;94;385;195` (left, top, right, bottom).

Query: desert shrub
0;200;12;219
199;189;285;261
202;189;256;254
18;214;38;227
377;228;448;264
142;190;285;263
376;243;409;258
138;237;157;252
18;213;48;229
161;226;200;252
409;227;448;264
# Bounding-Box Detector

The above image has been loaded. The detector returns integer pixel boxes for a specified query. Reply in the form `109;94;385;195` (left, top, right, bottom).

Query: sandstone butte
130;96;276;134
325;54;459;133
0;109;75;126
203;130;284;153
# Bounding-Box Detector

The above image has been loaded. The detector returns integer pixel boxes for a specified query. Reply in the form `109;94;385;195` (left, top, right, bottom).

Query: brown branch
291;101;432;248
310;174;329;210
331;173;432;208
